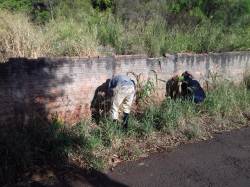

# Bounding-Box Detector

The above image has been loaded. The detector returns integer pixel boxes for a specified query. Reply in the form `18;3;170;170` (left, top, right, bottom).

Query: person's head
105;78;111;87
182;71;193;80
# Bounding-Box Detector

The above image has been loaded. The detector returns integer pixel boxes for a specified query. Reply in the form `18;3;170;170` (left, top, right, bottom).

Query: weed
1;80;250;186
128;70;157;106
203;82;250;118
183;123;201;140
243;69;250;89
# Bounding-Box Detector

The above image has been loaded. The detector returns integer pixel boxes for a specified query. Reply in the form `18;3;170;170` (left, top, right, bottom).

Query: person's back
182;72;206;103
109;75;134;91
189;79;205;103
185;75;206;103
108;75;136;129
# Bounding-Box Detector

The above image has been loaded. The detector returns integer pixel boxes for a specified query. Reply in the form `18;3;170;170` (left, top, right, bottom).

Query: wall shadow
0;58;126;187
90;79;112;124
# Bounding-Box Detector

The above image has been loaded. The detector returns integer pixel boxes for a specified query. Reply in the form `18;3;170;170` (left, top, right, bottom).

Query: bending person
181;71;206;103
108;75;136;129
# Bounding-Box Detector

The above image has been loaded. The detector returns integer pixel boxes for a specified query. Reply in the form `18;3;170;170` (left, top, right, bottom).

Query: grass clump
0;11;44;62
203;82;250;118
44;19;99;56
244;69;250;89
0;10;100;62
129;81;250;139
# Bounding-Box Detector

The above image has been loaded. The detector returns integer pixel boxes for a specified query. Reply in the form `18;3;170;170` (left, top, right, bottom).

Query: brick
0;52;249;125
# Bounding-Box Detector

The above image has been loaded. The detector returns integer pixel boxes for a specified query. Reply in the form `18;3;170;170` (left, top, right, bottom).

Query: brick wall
0;52;249;125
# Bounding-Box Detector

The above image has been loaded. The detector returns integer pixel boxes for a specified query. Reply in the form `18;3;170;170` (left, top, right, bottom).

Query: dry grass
0;11;45;62
0;11;100;62
43;19;99;57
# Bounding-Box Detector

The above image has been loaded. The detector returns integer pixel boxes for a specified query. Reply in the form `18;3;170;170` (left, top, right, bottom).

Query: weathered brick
0;52;249;125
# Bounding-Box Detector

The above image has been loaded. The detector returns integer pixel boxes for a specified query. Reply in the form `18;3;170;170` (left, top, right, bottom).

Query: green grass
1;7;250;62
1;82;250;185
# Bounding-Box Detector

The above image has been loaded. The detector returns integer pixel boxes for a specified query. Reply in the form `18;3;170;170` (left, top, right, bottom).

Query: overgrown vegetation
1;0;250;184
0;119;103;186
1;77;250;185
0;0;250;62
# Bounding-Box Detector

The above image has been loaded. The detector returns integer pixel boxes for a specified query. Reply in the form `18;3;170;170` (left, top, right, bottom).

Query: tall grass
0;11;44;62
1;10;250;62
1;81;250;185
98;17;250;57
203;83;249;117
122;82;249;142
0;11;99;62
44;18;99;56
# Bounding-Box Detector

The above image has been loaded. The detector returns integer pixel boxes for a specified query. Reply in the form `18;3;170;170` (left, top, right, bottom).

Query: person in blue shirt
181;71;206;103
108;75;136;129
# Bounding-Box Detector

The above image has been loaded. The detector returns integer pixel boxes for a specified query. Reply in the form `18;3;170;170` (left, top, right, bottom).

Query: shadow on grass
0;58;126;186
0;119;127;187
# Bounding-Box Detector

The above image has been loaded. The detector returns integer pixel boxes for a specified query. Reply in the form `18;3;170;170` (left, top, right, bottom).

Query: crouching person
181;71;206;103
108;75;136;129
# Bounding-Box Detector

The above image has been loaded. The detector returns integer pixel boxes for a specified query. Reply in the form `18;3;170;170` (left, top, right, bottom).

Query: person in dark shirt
181;71;206;103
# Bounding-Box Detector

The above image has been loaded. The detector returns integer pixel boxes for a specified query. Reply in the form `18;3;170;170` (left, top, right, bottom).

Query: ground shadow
90;79;112;124
40;166;128;187
0;121;127;187
0;58;126;187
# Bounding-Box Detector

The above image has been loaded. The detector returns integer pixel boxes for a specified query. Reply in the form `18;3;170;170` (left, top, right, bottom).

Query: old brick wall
0;52;249;125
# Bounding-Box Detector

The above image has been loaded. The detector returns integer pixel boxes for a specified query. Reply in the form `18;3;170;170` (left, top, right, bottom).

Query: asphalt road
28;127;250;187
107;127;250;187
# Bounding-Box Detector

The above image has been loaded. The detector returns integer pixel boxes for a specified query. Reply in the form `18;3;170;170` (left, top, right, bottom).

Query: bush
0;0;32;12
97;12;125;54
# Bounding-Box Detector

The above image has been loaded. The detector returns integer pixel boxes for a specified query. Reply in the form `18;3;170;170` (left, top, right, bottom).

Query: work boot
122;112;129;130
